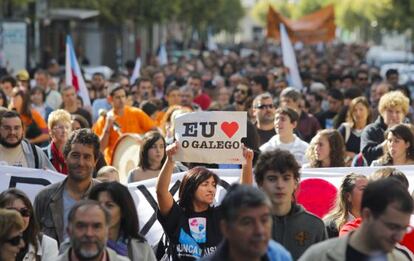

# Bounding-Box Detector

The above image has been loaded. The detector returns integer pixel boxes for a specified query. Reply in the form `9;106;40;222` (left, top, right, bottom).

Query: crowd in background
0;42;413;260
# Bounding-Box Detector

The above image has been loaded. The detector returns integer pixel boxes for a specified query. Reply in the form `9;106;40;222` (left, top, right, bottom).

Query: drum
111;134;142;184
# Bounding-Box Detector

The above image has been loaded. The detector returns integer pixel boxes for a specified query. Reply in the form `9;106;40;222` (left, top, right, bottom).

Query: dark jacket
360;116;387;165
272;204;327;260
33;178;101;245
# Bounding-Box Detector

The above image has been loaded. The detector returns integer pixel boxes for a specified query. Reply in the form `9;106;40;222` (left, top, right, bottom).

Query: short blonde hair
378;90;409;115
47;109;72;130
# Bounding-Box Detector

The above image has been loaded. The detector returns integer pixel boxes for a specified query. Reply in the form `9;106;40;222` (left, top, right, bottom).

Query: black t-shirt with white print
157;201;222;260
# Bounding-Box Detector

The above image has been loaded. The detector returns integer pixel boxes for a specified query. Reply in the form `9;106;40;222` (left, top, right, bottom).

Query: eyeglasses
4;234;23;246
7;207;31;217
235;89;247;95
255;104;275;110
53;125;71;131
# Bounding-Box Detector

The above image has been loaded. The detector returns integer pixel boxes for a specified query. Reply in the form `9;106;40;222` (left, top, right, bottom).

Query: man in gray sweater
254;149;327;260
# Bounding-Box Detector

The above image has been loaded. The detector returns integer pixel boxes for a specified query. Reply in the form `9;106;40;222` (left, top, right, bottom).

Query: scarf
107;238;128;256
51;142;68;174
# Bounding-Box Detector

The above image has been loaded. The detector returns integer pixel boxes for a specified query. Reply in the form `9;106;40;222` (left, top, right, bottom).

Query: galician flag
280;24;303;90
65;35;91;107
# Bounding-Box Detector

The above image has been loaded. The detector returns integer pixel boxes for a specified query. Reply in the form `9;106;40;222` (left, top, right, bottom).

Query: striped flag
65;35;91;107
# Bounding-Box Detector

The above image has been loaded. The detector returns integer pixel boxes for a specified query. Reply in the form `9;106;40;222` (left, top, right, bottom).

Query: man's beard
72;237;105;260
0;135;23;148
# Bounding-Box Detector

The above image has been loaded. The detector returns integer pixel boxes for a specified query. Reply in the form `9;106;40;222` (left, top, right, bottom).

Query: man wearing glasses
300;178;413;261
0;110;55;170
253;93;276;146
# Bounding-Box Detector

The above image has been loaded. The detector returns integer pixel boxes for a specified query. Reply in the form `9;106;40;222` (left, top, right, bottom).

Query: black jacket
360;116;387;165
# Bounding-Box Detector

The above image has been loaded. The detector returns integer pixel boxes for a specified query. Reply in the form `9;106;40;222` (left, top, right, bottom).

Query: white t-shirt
259;134;309;165
0;144;28;167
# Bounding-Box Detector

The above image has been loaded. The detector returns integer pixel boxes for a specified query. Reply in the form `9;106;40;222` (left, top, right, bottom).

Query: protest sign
0;165;65;201
174;111;247;164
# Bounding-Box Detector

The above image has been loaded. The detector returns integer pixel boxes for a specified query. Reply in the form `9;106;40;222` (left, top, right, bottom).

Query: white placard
174;111;247;164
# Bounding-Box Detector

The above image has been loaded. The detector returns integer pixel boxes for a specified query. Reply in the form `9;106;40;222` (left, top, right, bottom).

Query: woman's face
348;177;368;217
352;103;369;126
193;176;217;206
0;228;25;261
382;106;405;127
51;121;72;144
147;138;165;168
97;191;121;229
30;91;43;106
5;199;30;231
387;132;410;160
314;135;331;163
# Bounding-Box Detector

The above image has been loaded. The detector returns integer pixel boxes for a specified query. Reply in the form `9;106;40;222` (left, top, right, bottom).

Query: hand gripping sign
174;111;247;164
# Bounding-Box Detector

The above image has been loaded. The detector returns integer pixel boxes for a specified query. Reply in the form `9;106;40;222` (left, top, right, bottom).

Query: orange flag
267;5;335;44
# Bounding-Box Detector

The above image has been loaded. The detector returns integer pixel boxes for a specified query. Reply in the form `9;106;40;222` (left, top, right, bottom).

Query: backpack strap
30;143;39;169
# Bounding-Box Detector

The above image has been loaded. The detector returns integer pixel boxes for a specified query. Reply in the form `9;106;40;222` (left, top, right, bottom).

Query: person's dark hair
30;86;47;103
377;124;414;166
361;178;413;217
35;69;50;78
0;75;17;86
140;101;158;118
370;167;410;190
254;149;301;185
71;114;90;129
165;85;180;96
252;75;268;92
136;76;152;87
77;95;84;107
328;88;344;101
385;69;399;79
12;90;32;118
189;72;202;81
341;74;354;82
89;182;146;241
0;110;22;127
67;200;111;226
178;167;219;212
139;131;166;171
275;107;299;123
63;128;100;160
0;188;40;254
308;92;323;103
92;72;105;79
344;87;362;100
220;184;271;223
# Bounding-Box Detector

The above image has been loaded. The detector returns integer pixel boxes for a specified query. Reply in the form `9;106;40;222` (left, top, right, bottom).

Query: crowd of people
0;42;413;260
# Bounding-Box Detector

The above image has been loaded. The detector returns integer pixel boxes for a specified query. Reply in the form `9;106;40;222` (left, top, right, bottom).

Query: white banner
0;165;65;201
1;165;413;247
174;111;247;164
128;165;414;246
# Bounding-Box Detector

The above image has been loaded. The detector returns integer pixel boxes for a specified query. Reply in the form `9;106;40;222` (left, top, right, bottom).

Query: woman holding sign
156;142;253;260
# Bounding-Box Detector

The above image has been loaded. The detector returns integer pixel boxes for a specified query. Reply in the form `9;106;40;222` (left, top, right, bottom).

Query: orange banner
267;5;335;44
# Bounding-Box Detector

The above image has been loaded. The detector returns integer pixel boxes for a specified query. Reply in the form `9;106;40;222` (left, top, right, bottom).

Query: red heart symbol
221;122;239;138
